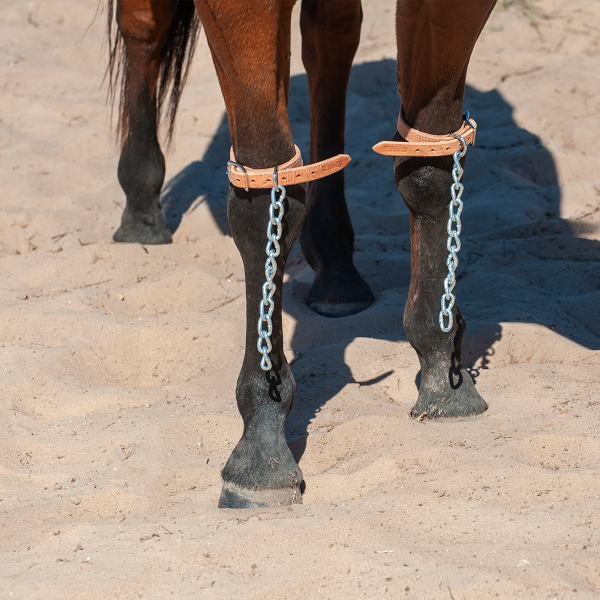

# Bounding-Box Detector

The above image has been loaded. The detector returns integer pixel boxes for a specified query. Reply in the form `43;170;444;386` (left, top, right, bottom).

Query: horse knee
116;0;174;48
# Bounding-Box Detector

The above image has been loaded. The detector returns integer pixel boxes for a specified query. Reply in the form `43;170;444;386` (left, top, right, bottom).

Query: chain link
439;134;467;333
257;169;286;371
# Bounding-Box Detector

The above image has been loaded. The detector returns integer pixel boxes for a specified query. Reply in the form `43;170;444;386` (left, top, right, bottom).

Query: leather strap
373;109;477;157
227;145;351;190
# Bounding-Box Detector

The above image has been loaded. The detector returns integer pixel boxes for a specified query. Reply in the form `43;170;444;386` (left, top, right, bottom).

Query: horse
106;0;496;508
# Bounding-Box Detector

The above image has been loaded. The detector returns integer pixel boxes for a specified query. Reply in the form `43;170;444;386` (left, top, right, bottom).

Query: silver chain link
439;135;467;333
257;169;286;371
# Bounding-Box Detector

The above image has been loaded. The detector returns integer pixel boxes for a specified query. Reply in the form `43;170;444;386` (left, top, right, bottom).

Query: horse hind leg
393;0;496;419
109;0;199;244
194;0;304;507
299;0;374;318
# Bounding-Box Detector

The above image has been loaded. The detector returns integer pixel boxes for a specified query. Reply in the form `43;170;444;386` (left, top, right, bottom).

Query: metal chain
439;135;467;333
257;169;286;371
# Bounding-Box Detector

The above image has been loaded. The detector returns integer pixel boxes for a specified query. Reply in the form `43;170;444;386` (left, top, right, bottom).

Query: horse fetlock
236;360;296;419
403;297;464;356
118;139;165;201
305;262;374;318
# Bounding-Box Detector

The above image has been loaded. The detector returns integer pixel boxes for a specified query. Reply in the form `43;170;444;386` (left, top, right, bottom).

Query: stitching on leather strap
372;107;477;157
227;145;351;190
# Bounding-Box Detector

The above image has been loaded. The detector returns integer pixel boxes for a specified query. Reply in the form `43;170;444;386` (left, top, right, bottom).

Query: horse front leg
392;0;496;419
299;0;374;317
195;0;305;507
222;181;306;507
112;0;197;244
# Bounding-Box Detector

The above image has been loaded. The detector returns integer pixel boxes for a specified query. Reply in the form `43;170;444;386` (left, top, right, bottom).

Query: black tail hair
105;0;201;145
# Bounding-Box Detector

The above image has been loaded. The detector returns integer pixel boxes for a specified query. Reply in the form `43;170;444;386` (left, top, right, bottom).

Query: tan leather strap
373;109;477;157
227;145;351;190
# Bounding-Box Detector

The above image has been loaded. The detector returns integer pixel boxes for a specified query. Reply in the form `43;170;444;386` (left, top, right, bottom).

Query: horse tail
104;0;201;145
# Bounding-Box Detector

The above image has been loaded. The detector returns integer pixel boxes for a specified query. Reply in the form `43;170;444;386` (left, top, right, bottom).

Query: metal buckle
227;161;249;192
465;111;476;146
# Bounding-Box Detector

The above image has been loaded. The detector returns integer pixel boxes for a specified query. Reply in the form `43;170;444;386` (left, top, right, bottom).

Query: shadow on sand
161;58;600;461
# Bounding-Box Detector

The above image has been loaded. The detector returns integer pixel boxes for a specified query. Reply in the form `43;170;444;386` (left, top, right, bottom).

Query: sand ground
1;0;599;598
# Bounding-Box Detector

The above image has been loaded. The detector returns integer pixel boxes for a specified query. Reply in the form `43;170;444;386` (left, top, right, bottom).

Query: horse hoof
218;482;303;509
409;372;488;420
113;223;172;245
308;298;374;318
113;208;172;245
113;226;172;245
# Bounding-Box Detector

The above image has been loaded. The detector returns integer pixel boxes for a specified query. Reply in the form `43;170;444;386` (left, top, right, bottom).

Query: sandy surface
1;0;600;598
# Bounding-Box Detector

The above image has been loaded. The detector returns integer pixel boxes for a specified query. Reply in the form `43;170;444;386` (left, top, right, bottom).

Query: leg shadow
160;113;231;235
283;60;599;460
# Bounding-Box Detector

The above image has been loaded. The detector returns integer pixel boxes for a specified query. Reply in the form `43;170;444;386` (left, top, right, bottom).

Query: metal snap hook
450;133;467;158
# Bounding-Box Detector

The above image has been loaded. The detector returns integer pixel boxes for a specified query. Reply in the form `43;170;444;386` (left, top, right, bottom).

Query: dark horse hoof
306;265;374;318
218;482;303;509
409;368;488;420
308;298;374;318
113;207;172;245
